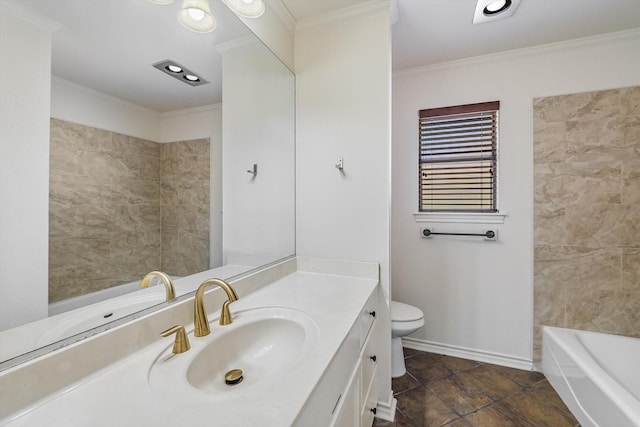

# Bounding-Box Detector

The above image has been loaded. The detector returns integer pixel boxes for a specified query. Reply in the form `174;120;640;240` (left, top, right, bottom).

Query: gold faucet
160;325;191;354
194;278;238;337
140;271;176;301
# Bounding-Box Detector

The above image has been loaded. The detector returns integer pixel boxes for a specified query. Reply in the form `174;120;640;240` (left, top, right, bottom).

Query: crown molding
213;35;259;55
160;103;222;118
269;0;296;36
296;0;391;32
52;76;221;118
394;27;640;78
51;76;159;116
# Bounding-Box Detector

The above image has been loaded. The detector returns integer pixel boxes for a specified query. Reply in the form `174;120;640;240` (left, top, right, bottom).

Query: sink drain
225;369;244;386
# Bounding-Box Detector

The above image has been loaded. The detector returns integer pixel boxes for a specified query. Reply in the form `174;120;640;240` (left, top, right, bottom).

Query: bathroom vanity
0;257;392;426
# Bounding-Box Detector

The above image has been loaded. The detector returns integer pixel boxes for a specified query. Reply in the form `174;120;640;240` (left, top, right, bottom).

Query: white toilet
391;301;425;378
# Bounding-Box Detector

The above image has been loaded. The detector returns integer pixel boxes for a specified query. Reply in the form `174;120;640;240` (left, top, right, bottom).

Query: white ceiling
6;0;640;112
282;0;640;70
391;0;640;70
7;0;252;112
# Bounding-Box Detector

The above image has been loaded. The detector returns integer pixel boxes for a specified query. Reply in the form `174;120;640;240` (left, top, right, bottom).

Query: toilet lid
391;301;424;322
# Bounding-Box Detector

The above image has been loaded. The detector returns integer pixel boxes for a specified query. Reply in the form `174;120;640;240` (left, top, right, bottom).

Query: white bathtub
543;326;640;427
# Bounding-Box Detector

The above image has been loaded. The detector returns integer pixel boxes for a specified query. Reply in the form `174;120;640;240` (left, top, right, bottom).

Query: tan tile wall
533;86;640;362
160;139;210;277
49;119;209;302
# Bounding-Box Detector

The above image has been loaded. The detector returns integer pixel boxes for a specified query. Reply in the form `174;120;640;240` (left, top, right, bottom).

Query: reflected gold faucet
140;271;176;302
194;278;239;337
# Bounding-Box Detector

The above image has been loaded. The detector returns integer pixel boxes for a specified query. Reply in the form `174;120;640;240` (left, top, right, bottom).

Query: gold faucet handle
220;300;233;326
160;325;191;354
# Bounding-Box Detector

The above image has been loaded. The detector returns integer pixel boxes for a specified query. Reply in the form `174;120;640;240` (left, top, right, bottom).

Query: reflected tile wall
160;139;210;277
49;119;209;302
533;86;640;364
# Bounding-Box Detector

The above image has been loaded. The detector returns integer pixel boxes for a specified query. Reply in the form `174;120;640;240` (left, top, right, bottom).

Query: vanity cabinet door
360;365;379;427
294;321;361;427
331;359;361;427
296;285;384;427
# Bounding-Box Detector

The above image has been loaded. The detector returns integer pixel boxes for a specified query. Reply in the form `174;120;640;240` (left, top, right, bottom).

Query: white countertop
0;269;378;427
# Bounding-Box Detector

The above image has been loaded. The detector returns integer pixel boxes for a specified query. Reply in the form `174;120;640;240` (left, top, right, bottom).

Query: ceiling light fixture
183;74;200;82
483;0;511;15
222;0;265;18
153;60;209;87
147;0;265;34
177;0;216;33
473;0;522;24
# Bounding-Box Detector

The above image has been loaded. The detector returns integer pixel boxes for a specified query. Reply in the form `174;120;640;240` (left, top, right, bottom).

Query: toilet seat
391;301;424;323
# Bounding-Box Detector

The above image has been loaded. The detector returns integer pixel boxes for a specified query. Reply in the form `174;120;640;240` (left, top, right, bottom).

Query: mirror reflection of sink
148;307;318;397
37;293;166;345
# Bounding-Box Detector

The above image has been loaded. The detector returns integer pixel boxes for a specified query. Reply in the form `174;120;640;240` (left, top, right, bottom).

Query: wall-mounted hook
247;163;257;177
335;157;344;171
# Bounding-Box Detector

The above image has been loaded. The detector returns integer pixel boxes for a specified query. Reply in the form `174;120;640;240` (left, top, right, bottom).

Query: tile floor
373;348;580;427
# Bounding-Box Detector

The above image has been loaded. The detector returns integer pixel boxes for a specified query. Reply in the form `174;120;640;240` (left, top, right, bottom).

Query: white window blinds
419;101;499;212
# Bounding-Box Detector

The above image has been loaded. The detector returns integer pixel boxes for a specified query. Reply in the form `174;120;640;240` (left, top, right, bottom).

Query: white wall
0;7;51;330
392;29;640;366
51;77;162;142
294;0;392;410
295;5;392;297
221;39;296;265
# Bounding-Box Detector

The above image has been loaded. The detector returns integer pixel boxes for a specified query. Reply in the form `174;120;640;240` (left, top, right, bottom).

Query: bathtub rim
543;326;640;427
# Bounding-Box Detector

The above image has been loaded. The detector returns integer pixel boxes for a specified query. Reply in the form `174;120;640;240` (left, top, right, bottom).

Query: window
418;101;499;213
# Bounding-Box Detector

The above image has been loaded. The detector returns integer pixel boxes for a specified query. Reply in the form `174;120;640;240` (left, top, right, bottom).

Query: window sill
413;212;507;224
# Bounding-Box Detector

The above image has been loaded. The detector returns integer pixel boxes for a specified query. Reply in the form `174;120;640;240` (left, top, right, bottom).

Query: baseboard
375;390;397;422
402;337;535;371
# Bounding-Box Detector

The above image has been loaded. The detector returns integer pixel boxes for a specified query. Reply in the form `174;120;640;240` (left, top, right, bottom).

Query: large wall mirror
0;0;295;370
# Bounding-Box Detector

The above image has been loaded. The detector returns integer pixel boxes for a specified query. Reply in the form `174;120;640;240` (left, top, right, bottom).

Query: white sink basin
148;307;318;398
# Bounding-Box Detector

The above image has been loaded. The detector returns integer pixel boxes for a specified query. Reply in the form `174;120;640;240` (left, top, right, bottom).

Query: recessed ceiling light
473;0;522;24
483;0;511;15
152;60;209;87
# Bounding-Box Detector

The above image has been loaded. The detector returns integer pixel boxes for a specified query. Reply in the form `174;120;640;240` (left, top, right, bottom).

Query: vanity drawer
360;321;378;396
358;290;379;347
